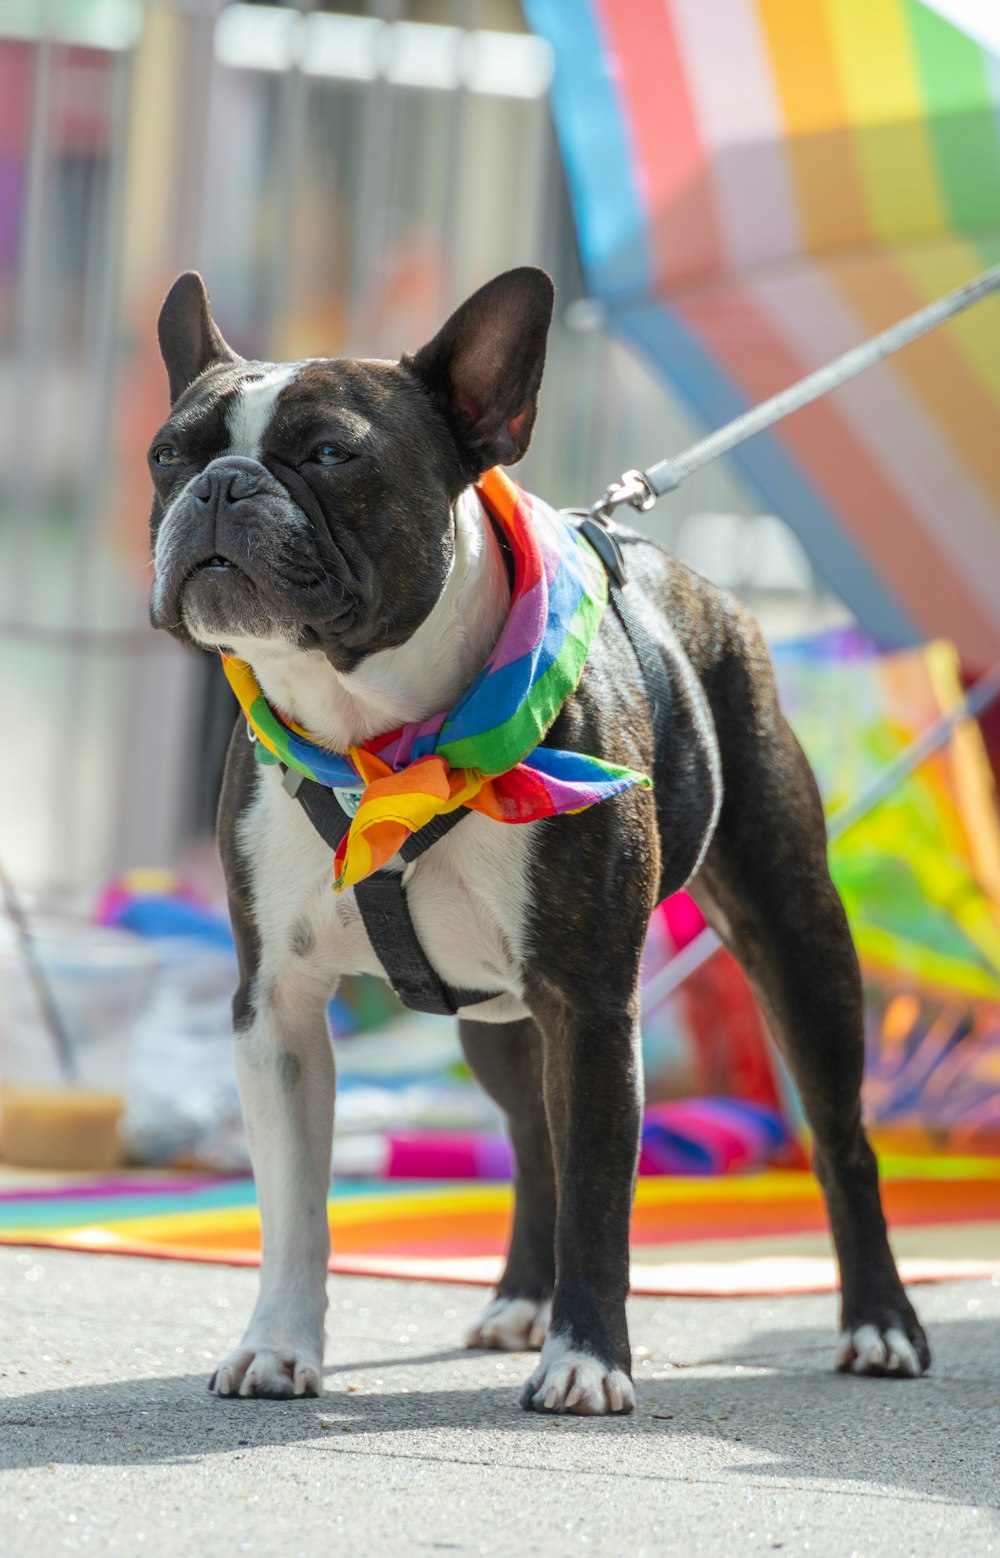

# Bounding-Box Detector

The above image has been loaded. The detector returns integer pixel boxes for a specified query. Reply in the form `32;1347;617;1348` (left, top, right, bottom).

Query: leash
580;260;1000;554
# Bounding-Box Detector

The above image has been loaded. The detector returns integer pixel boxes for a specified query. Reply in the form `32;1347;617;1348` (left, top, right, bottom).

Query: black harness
271;517;672;1017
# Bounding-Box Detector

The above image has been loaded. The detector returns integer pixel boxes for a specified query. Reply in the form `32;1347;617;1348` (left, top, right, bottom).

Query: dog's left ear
158;271;241;404
407;267;554;472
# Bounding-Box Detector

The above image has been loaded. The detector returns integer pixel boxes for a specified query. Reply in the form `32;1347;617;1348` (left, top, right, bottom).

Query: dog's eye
152;443;183;467
314;444;350;467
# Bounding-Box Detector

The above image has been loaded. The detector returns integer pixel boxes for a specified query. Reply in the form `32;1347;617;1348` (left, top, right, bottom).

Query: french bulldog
148;266;929;1413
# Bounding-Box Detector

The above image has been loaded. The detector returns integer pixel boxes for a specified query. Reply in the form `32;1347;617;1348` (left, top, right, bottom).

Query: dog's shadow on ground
2;1317;997;1505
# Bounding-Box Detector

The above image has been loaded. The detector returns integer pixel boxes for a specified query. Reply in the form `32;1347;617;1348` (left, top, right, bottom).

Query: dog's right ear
407;267;554;475
157;272;241;403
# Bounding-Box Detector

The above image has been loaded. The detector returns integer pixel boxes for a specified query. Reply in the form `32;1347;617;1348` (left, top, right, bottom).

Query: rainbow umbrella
525;0;1000;669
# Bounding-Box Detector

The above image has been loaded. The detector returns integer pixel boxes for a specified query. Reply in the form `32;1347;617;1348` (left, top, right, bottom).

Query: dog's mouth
192;555;240;574
181;553;255;602
153;527;368;656
174;551;262;636
168;551;364;654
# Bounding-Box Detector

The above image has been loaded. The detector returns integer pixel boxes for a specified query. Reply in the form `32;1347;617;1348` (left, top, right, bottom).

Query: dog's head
148;268;553;671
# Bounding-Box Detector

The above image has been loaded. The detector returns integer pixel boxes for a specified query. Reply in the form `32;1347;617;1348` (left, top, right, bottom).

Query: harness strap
354;875;499;1016
607;542;673;760
281;768;500;1015
354;805;501;1014
569;515;673;769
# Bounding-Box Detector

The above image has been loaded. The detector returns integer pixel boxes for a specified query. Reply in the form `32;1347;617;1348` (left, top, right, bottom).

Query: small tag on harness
334;787;365;817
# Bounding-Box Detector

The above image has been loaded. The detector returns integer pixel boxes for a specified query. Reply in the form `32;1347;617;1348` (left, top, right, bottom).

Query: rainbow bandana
222;466;651;891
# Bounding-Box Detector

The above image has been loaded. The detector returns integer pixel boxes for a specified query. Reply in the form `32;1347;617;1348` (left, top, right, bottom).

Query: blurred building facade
0;0;835;895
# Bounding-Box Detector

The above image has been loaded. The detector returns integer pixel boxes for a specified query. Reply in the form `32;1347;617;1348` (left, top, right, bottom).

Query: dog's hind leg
460;1017;555;1352
692;642;929;1377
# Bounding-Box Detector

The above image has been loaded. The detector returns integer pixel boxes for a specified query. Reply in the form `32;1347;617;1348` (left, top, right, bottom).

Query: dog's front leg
210;980;334;1399
517;987;642;1416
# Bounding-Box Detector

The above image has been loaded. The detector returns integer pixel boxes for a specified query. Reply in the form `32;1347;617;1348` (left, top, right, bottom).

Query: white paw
466;1294;551;1352
835;1324;925;1378
210;1339;323;1399
518;1333;635;1415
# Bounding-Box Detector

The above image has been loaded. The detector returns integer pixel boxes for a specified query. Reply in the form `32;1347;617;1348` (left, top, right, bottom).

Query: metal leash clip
591;468;658;519
575;468;661;588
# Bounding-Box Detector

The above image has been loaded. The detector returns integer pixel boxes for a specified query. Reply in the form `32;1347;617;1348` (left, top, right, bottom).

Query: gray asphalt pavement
1;1248;997;1557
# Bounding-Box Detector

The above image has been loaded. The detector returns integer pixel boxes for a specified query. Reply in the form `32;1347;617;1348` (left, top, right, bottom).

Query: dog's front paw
210;1339;323;1400
517;1334;634;1416
466;1294;551;1352
835;1312;930;1379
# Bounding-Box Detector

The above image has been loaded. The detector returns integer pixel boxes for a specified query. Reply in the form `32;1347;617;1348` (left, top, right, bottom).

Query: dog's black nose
192;459;268;516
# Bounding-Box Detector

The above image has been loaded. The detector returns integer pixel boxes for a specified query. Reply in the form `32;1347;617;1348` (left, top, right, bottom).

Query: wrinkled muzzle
150;455;357;643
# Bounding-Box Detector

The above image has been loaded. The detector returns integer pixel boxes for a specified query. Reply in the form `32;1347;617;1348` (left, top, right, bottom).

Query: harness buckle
564;505;628;587
282;768;305;798
577;514;627;587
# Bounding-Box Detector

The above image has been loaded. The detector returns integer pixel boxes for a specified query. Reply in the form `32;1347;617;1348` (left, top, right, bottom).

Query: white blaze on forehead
226;365;300;459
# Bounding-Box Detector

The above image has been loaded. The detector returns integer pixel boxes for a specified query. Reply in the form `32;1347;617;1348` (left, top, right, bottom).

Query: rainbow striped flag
224;466;650;889
2;1169;997;1294
525;0;1000;668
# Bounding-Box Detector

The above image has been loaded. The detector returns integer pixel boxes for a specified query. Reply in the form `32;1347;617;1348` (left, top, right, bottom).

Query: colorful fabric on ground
525;0;1000;667
222;466;650;890
1;1168;997;1297
368;1099;790;1179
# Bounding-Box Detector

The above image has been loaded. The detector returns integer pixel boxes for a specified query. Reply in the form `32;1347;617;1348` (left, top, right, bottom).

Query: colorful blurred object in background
642;632;1000;1159
777;634;1000;1156
526;0;1000;670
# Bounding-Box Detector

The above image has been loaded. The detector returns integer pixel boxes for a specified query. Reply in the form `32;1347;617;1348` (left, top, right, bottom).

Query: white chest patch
241;762;538;1025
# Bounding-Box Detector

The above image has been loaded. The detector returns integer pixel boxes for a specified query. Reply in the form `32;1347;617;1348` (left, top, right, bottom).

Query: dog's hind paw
466;1294;551;1352
518;1334;634;1416
209;1342;322;1400
835;1318;930;1379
